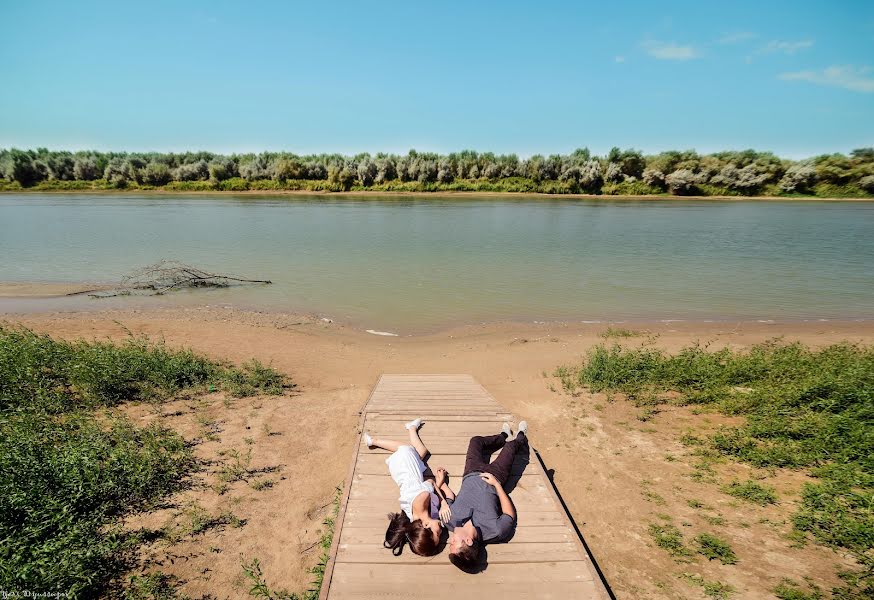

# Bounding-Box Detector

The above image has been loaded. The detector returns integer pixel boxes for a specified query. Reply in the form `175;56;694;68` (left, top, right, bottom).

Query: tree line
2;147;873;196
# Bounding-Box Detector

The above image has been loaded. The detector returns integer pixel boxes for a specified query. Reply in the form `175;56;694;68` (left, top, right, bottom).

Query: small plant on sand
637;406;660;421
251;477;276;491
694;532;737;564
774;578;823;600
600;327;640;338
124;571;190;600
648;523;693;560
242;558;299;600
722;480;777;505
163;502;243;542
680;573;735;600
218;447;254;483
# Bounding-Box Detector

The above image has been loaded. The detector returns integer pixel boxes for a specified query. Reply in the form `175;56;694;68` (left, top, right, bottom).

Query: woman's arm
434;467;456;501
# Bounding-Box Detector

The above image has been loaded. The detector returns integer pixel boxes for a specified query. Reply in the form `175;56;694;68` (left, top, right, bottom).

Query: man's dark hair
448;537;482;573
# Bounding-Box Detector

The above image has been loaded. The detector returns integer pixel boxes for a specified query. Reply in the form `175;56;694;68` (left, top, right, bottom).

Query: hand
435;467;448;487
480;473;500;487
439;500;452;524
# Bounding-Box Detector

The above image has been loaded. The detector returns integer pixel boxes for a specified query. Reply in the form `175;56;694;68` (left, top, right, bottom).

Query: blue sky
1;0;872;158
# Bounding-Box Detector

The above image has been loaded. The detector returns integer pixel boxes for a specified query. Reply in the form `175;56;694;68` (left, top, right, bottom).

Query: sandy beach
4;306;871;599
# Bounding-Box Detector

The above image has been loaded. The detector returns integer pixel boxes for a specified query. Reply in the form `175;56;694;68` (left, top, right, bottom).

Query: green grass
722;480;778;505
557;339;874;583
600;327;641;339
774;578;823;600
648;523;693;560
0;325;288;597
694;533;737;564
680;573;736;599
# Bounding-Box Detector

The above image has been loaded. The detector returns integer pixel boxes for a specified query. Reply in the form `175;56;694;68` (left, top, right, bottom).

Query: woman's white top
385;445;439;520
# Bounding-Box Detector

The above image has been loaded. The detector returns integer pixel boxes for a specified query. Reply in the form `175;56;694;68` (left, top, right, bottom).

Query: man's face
448;522;475;553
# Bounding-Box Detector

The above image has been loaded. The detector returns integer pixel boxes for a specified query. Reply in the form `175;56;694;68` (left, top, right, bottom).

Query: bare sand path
5;307;871;599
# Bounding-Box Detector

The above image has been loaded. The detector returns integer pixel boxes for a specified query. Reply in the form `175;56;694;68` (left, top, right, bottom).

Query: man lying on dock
438;421;529;572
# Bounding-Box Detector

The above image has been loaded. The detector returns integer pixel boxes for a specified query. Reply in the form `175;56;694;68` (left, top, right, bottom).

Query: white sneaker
517;421;528;437
363;433;373;447
501;422;512;437
405;418;424;431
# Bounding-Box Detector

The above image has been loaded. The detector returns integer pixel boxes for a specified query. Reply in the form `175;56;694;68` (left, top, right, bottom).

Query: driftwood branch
89;260;272;298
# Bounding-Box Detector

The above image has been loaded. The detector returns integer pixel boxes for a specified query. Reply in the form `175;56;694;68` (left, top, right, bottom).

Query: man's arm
480;473;516;520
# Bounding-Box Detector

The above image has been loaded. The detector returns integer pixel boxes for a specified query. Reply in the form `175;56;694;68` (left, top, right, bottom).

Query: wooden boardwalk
319;374;609;600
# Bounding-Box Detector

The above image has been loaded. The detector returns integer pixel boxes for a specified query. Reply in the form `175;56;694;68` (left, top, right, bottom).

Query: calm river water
1;194;872;332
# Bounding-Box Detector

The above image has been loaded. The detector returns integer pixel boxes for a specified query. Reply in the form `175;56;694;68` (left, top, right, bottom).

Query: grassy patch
722;480;777;505
600;327;641;339
680;573;735;600
557;339;873;577
648;523;693;560
124;571;190;600
774;578;823;600
0;326;288;597
0;325;291;412
694;533;737;564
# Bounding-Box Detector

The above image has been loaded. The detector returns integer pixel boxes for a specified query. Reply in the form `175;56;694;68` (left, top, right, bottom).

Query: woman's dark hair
384;512;439;556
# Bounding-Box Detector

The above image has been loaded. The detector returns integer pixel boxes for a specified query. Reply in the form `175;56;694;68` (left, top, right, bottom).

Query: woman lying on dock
364;418;454;556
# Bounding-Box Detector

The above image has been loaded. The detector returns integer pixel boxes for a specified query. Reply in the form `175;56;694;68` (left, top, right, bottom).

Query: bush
694;533;738;564
0;412;194;595
721;480;777;505
0;326;290;596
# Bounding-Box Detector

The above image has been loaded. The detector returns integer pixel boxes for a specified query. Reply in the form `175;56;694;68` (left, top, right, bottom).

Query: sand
5;307;872;599
0;282;113;297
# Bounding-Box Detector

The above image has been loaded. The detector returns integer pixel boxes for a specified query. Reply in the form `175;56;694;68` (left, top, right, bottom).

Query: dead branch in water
89;260;272;297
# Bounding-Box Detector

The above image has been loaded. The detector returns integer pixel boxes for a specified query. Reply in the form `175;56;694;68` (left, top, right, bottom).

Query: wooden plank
328;580;602;600
366;413;512;421
329;561;593;584
336;542;582;564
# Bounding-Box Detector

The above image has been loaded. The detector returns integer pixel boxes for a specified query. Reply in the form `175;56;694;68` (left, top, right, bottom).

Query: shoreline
2;188;873;202
3;284;873;338
4;303;874;342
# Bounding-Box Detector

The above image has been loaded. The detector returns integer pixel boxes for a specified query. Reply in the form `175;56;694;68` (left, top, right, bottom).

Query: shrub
694;533;738;564
721;480;778;505
0;326;290;596
648;523;692;559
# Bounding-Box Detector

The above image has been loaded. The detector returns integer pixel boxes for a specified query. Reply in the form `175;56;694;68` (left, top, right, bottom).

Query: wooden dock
319;374;609;599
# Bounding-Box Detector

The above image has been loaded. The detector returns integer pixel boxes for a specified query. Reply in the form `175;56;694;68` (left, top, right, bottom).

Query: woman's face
421;516;442;542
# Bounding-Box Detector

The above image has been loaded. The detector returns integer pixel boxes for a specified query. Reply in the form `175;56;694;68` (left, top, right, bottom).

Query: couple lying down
363;418;528;572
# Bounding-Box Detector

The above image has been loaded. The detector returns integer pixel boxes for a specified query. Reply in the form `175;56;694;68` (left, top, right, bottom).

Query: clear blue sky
1;0;872;158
